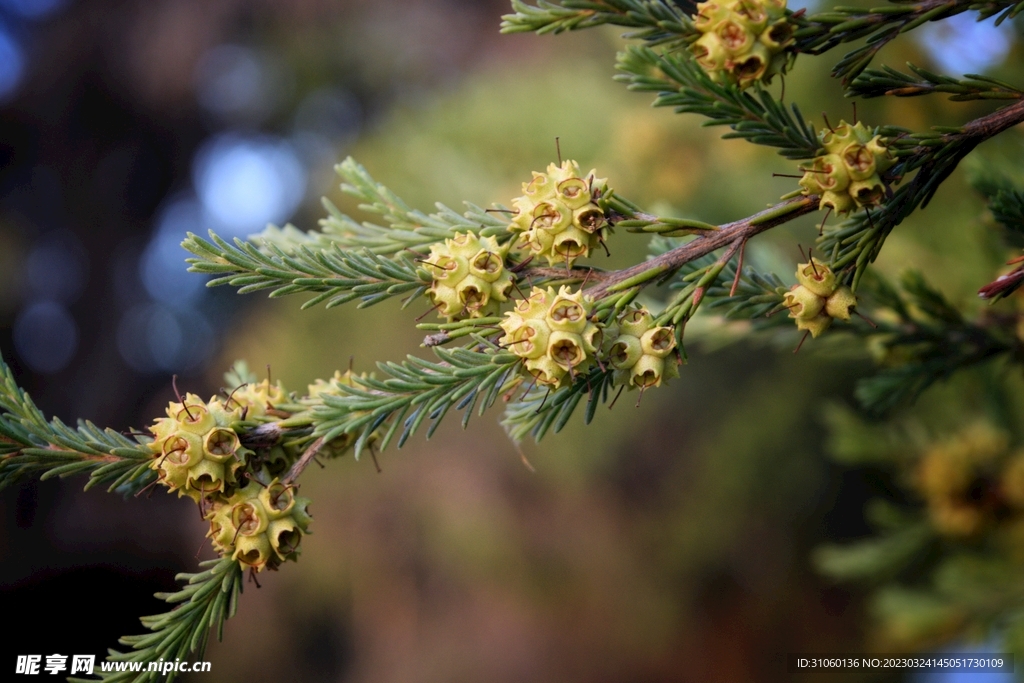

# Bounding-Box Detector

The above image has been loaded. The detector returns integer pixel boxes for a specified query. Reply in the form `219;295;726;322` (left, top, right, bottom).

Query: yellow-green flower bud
733;43;771;86
524;171;556;198
557;177;592;210
799;120;894;214
260;480;296;518
508;161;610;268
693;33;729;72
718;20;755;53
148;393;252;502
424;232;514;320
784;285;825;319
819;189;858;216
798;154;849;195
167;397;216;435
548;291;590;334
840;143;877;181
848;179;885;207
825;285;857;321
552;229;591;263
506;321;550;360
203;428;240;464
548;331;588;368
229;379;290;420
795;313;833;338
619;308;655;338
795;258;837;298
499;286;601;387
640;327;676;359
604;307;679;389
735;0;769;32
694;1;733;31
525;356;565;387
609;335;643;371
206;479;312;571
760;19;794;50
630;354;669;389
574;206;605;234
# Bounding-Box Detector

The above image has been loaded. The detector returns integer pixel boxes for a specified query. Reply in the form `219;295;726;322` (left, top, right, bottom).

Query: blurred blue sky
916;12;1016;74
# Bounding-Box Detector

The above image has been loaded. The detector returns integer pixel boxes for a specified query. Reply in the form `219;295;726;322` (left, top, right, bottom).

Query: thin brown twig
730;240;747;297
586;196;819;300
283;437;325;485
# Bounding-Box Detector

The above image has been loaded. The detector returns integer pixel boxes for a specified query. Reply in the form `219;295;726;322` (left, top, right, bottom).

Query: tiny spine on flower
784;257;857;339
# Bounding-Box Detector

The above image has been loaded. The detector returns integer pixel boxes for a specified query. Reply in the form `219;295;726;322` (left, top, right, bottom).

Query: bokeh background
0;1;1021;681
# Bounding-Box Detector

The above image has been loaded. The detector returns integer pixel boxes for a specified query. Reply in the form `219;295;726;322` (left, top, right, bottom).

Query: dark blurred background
0;1;1020;681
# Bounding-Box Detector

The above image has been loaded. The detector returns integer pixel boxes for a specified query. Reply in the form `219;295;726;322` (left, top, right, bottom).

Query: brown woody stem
283;437;325;485
585;195;820;300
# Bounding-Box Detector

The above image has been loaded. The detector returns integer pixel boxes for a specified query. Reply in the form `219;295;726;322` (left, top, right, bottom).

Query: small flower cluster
148;393;252;502
784;257;856;338
799;121;895;215
508;160;609;267
499;286;680;391
146;378;327;571
424;232;514;320
690;0;795;89
499;286;603;387
603;308;679;389
421;162;684;395
208;479;312;570
420;161;616;323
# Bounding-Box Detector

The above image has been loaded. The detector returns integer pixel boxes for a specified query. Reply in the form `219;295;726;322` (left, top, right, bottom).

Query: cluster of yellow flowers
507;160;609;268
424;232;514;320
783;258;857;338
146;379;324;572
690;0;795;88
496;286;682;390
418;161;680;392
799;121;895;215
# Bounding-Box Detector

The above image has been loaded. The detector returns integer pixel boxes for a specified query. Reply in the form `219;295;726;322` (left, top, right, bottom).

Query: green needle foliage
6;0;1024;677
289;346;523;454
500;0;692;45
69;559;244;683
850;271;1020;415
183;231;432;311
793;0;1024;84
0;354;155;495
850;64;1024;101
501;367;616;443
